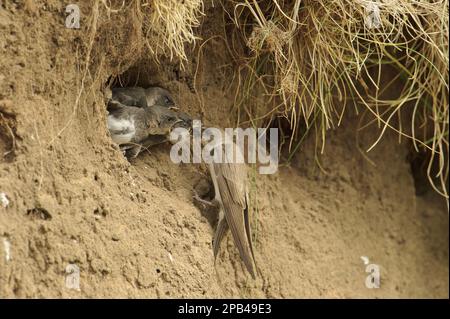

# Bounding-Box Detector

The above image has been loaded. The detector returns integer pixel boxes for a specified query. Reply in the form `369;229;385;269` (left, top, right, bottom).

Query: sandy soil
0;1;448;298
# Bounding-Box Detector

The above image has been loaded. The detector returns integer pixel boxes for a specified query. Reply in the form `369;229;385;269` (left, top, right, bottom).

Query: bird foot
193;190;218;208
124;145;142;160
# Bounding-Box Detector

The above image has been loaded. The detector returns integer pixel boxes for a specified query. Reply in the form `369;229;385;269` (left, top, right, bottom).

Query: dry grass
222;0;448;200
137;0;204;65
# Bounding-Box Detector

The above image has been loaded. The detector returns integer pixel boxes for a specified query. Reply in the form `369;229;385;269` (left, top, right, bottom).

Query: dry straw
226;0;448;199
138;0;204;65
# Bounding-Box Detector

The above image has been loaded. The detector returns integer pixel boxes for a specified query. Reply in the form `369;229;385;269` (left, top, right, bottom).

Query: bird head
172;111;193;131
148;104;182;134
145;87;175;108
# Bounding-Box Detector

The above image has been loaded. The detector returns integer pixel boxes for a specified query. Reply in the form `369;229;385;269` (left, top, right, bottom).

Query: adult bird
194;139;257;278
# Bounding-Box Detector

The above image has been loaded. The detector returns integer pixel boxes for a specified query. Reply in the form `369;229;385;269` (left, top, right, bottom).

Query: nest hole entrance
408;149;447;197
106;59;181;92
265;115;308;162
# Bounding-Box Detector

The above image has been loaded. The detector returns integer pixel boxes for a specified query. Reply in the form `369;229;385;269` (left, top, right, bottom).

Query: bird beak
169;119;182;128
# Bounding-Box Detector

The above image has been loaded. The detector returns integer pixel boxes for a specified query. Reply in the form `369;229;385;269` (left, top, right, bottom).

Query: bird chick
111;86;175;109
138;111;193;150
107;100;181;158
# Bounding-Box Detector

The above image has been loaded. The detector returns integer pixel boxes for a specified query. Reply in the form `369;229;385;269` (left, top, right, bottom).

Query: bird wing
213;161;256;278
112;87;148;107
107;99;126;112
213;211;228;261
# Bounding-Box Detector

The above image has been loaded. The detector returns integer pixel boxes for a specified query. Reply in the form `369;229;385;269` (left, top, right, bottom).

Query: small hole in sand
27;207;52;221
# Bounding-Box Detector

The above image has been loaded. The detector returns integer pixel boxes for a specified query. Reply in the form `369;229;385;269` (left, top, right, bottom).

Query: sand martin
111;86;175;109
194;141;257;278
107;99;181;158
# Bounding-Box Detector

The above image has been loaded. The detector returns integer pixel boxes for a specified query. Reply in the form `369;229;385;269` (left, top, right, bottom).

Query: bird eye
166;115;176;123
164;96;172;105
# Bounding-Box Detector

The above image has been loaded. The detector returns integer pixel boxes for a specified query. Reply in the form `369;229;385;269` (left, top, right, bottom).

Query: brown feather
212;161;256;278
213;212;228;261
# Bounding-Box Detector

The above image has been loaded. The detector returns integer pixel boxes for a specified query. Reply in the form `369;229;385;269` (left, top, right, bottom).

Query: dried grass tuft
139;0;204;65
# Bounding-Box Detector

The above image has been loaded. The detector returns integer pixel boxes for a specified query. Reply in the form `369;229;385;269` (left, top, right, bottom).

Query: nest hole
408;149;447;196
106;58;184;92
